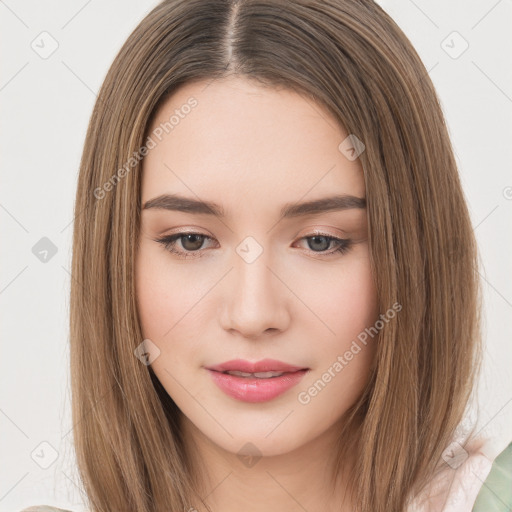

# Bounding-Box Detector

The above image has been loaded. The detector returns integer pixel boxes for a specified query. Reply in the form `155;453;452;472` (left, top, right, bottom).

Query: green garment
473;441;512;511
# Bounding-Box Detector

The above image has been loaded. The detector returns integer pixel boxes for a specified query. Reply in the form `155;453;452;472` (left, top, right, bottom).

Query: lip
205;358;307;373
205;359;309;403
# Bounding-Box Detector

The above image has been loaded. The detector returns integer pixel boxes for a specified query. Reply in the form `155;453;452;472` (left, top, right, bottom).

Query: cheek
135;250;172;339
316;256;378;350
297;261;378;415
135;244;215;372
135;244;201;338
135;248;194;363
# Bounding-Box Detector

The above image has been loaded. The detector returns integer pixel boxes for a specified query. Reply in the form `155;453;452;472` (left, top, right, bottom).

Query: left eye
155;232;352;259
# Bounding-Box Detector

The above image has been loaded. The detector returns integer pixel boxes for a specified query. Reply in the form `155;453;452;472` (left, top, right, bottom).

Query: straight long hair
69;1;483;510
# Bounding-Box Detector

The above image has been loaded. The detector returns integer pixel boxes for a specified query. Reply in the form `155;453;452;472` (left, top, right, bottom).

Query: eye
295;233;352;256
154;231;352;259
155;232;215;259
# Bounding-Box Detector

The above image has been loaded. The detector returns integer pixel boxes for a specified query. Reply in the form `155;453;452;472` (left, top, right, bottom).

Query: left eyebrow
142;193;366;218
280;194;366;217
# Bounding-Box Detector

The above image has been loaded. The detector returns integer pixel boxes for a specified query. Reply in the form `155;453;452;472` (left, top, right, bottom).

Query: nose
219;250;291;340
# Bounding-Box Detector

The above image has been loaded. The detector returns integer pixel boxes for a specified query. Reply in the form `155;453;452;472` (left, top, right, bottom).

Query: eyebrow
142;193;366;218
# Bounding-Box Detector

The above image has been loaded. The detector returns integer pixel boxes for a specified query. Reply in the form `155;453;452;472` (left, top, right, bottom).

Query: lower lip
207;369;308;403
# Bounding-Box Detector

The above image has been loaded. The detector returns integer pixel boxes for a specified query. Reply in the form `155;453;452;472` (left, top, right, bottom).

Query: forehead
141;77;366;211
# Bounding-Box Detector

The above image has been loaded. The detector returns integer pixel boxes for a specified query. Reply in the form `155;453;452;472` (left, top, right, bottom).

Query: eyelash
154;231;353;259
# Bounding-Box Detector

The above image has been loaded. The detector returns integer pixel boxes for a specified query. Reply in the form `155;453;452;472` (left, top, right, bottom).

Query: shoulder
473;440;512;511
408;437;504;511
19;507;74;512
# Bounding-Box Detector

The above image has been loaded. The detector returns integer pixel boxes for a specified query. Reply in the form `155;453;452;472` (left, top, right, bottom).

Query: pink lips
205;358;309;403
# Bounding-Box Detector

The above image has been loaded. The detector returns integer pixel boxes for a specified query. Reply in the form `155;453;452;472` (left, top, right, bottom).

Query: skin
135;76;379;512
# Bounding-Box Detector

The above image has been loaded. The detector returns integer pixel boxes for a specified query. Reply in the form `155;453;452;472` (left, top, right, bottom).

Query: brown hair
69;0;483;510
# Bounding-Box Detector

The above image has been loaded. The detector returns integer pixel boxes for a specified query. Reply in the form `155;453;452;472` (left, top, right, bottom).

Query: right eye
155;232;217;259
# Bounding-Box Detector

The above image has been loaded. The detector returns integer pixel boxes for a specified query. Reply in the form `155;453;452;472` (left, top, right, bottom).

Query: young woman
22;0;512;511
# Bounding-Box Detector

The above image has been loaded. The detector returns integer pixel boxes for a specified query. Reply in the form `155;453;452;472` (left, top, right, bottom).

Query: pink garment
407;437;494;512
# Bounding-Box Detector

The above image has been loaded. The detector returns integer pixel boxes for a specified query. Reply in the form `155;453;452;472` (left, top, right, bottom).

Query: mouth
217;370;295;379
205;358;308;374
205;359;309;403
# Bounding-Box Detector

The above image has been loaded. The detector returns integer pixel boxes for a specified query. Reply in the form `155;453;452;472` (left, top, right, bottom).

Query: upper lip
206;358;308;373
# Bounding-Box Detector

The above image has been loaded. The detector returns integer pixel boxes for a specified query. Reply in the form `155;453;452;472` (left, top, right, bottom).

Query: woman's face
136;76;379;458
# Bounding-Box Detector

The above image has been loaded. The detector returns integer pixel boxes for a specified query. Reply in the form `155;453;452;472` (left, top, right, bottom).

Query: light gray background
1;1;511;510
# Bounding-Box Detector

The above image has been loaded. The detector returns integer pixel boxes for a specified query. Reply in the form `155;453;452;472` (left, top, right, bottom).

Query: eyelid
296;226;348;238
160;226;213;237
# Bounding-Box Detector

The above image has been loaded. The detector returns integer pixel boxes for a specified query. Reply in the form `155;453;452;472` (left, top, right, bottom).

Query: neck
180;413;358;512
